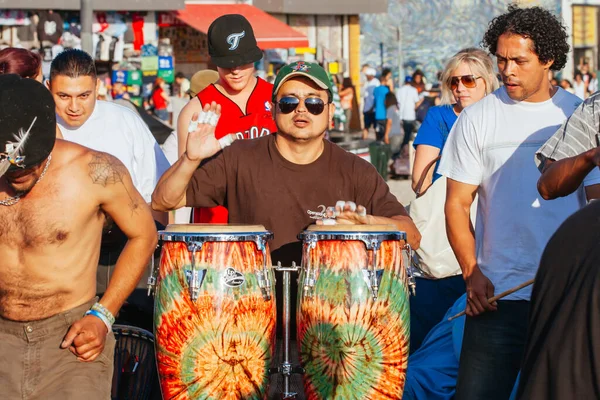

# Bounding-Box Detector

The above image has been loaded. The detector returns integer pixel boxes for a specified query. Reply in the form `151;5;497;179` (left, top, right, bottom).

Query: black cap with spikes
0;74;56;176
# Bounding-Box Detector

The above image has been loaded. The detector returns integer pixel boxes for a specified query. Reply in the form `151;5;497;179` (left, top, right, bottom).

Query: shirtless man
0;75;157;399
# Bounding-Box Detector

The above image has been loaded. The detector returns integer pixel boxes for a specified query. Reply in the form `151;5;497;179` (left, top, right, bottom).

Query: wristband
218;134;235;149
85;309;112;332
91;302;115;325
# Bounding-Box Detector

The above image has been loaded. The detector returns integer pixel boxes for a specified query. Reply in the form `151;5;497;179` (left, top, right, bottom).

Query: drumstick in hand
447;279;535;321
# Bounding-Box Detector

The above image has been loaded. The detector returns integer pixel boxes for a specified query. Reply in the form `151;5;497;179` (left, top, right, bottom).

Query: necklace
0;154;52;206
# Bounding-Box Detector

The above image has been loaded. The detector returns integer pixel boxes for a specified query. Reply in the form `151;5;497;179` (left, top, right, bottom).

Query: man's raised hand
185;101;236;163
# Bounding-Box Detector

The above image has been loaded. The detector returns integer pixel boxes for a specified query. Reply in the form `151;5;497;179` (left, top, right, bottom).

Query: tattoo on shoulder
89;152;141;214
89;153;127;186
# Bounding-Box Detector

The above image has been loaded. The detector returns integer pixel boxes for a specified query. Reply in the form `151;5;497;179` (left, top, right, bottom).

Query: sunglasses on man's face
450;75;481;90
276;97;327;115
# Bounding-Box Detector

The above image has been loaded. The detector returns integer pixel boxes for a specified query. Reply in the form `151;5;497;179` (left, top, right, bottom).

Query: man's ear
45;79;51;90
95;78;101;97
271;101;276;120
328;102;336;125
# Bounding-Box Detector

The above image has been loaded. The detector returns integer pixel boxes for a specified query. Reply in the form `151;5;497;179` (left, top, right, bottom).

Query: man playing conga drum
0;75;157;399
152;60;420;259
153;60;420;399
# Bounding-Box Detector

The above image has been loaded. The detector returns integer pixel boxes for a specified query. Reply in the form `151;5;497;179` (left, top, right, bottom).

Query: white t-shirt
58;100;170;202
438;87;600;300
386;106;402;136
363;78;380;112
396;84;420;121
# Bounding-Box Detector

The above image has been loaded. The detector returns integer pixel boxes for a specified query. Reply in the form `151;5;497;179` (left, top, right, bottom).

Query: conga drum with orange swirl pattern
297;225;412;400
153;224;276;400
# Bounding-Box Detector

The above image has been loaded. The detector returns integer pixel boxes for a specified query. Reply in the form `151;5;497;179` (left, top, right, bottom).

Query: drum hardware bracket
255;238;272;301
187;242;205;302
364;239;381;301
272;261;304;399
404;244;417;296
147;243;161;296
302;240;317;298
362;268;384;301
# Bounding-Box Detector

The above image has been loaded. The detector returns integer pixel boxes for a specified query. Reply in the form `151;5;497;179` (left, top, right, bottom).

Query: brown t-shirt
186;134;406;265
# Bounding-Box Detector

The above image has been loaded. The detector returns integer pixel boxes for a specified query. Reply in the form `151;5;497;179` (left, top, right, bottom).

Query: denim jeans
154;108;169;122
455;300;530;400
401;119;416;147
409;275;465;354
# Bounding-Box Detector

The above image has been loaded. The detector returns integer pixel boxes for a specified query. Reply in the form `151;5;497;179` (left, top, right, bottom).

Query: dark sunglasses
450;75;481;90
276;97;327;115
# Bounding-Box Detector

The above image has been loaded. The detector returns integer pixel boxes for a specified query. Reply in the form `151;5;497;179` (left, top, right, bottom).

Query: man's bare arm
92;152;158;316
537;149;600;200
445;179;477;275
151;153;201;211
176;97;201;158
445;178;496;316
61;152;158;362
152;101;229;212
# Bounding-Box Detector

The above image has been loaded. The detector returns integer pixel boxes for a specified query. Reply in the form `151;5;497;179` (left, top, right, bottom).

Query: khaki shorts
0;298;115;400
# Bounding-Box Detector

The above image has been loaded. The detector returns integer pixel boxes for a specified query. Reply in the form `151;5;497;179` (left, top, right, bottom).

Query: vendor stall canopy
174;4;308;50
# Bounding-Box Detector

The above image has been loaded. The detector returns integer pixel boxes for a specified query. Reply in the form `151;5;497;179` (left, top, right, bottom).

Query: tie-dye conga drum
153;224;276;400
297;225;413;400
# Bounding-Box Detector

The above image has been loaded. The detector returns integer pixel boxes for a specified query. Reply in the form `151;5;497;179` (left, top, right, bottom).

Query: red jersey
193;77;277;223
152;87;167;110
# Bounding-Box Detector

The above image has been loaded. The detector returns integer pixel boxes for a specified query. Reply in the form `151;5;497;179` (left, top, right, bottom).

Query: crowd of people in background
553;57;599;99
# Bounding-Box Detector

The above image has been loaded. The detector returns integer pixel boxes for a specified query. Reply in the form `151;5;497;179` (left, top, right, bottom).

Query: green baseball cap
272;61;333;102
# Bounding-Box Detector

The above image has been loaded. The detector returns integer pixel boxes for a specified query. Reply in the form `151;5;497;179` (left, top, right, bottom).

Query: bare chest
0;205;70;248
0;192;100;248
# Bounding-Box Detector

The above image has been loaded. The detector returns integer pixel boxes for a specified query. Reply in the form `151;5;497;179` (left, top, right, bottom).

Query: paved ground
387;176;415;206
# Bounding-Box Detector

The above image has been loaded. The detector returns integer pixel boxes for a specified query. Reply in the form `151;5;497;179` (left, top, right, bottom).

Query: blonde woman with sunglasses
407;48;498;353
412;48;499;194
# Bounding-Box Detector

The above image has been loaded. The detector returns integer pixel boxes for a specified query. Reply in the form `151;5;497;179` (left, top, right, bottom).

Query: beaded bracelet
85;309;112;332
91;302;115;326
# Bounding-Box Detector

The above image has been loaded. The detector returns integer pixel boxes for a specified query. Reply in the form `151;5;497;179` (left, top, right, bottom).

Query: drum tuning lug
409;275;417;296
303;269;316;298
370;277;380;301
146;276;156;296
256;245;272;301
362;269;383;301
255;269;272;301
403;243;417;296
186;242;205;302
146;250;158;296
185;269;206;302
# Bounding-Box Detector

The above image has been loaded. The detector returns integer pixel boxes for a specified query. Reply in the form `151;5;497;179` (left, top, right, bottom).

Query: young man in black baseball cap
175;14;277;224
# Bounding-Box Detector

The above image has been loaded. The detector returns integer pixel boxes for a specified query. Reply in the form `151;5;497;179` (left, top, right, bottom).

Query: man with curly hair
437;5;600;399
